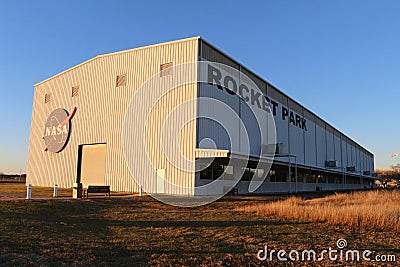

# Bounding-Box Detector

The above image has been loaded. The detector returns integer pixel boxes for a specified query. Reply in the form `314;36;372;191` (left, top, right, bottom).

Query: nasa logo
43;107;77;153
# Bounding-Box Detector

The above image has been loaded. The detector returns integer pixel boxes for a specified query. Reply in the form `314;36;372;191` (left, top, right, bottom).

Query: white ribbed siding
27;37;199;193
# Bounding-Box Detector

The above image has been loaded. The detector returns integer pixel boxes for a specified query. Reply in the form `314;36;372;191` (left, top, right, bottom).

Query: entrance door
78;143;107;188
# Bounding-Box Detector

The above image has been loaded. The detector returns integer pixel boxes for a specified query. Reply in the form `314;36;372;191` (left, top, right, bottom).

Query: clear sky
0;0;399;173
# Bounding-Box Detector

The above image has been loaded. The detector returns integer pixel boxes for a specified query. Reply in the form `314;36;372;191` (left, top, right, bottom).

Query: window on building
160;62;173;77
316;174;326;183
44;93;51;104
363;179;371;185
200;164;234;180
213;165;225;180
346;176;360;184
291;172;303;183
305;173;316;183
72;86;79;97
249;168;256;181
269;167;287;182
297;173;304;183
116;74;126;87
200;164;213;180
241;168;251;181
223;165;234;180
327;175;335;184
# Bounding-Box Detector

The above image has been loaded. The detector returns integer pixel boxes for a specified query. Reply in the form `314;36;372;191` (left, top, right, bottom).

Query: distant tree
375;168;400;187
391;163;400;173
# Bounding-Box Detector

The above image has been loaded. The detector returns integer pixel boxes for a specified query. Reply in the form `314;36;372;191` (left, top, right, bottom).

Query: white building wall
288;100;305;164
326;126;335;162
316;122;326;168
334;131;342;167
346;141;353;167
27;37;199;193
351;144;357;168
304;111;316;167
341;138;347;169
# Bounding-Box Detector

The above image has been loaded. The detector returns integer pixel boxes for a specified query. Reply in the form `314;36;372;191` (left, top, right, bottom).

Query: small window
44;93;51;103
241;168;251;181
213;165;225;180
116;74;126;87
200;164;213;180
160;62;173;77
72;86;79;97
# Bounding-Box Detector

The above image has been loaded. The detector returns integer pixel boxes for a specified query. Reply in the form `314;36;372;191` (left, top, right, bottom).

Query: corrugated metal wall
288;99;305;164
27;37;199;193
315;118;327;167
304;109;316;166
199;42;272;157
27;37;375;195
268;85;289;163
199;39;374;175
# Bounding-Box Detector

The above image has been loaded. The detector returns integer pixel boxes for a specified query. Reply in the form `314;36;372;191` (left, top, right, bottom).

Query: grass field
238;190;400;231
0;185;398;266
0;183;72;198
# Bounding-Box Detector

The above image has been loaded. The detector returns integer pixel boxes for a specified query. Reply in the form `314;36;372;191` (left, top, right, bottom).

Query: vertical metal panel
241;67;267;95
360;151;365;174
346;140;353;167
27;37;199;194
198;43;241;153
315;119;326;168
268;85;287;106
200;44;270;157
333;130;342;167
356;146;362;172
288;99;304;164
268;85;289;162
341;136;347;168
326;125;334;162
239;69;268;156
201;42;240;69
197;82;240;151
303;109;316;166
370;155;374;173
371;155;374;173
351;142;356;169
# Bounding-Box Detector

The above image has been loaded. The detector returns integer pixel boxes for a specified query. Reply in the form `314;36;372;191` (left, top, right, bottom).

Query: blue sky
0;0;399;173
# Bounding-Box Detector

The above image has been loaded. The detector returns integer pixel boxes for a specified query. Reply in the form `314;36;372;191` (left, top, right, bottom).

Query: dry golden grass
237;190;400;231
0;183;72;198
0;193;398;265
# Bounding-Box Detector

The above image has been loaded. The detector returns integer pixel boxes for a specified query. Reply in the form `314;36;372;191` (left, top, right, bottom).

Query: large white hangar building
27;37;375;195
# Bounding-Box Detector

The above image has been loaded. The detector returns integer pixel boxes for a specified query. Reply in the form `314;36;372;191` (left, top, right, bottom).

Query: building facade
27;37;375;195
